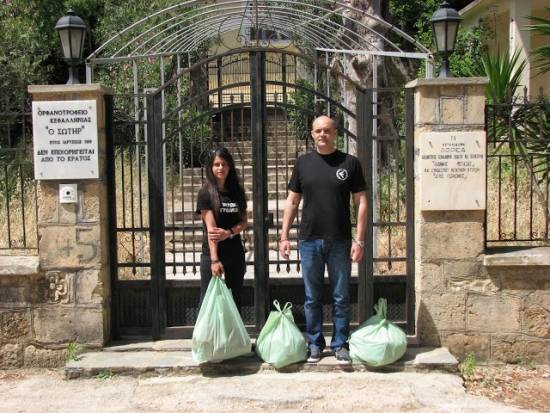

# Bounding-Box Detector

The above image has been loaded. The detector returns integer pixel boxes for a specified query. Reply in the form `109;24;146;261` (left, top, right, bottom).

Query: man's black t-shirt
196;187;244;254
288;150;366;240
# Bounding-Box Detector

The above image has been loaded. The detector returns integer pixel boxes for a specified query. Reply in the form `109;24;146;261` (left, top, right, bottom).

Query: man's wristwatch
353;238;365;248
228;228;235;239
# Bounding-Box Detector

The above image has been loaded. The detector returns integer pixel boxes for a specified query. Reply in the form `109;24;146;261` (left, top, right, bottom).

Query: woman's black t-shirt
288;149;366;240
195;187;244;254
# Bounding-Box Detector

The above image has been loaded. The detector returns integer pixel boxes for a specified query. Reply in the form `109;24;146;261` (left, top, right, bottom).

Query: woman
196;146;248;311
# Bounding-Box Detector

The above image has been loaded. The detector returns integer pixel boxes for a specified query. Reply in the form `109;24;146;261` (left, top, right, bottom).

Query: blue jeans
299;239;352;351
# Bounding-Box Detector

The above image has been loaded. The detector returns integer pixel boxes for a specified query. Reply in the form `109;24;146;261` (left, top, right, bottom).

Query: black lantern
430;1;462;78
55;9;87;84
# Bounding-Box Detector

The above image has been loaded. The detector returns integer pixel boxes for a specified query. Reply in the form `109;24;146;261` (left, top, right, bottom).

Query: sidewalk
0;368;533;413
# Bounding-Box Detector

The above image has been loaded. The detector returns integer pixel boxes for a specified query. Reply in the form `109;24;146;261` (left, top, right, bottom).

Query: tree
0;0;102;106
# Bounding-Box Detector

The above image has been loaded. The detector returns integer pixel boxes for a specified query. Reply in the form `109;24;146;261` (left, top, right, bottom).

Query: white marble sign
420;131;486;210
32;100;98;179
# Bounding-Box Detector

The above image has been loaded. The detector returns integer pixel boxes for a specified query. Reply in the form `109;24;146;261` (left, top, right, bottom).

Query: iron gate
107;48;415;340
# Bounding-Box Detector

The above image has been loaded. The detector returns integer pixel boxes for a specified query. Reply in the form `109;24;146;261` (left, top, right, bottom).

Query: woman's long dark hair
203;146;247;216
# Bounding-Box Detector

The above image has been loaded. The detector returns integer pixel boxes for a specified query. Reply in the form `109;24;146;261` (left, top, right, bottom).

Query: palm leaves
526;7;550;75
484;49;550;223
482;49;527;105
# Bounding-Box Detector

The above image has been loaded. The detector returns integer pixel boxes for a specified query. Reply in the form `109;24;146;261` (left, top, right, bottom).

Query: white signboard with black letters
32;100;98;180
420;131;486;210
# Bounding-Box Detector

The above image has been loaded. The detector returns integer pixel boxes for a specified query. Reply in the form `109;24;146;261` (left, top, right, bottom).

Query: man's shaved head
312;115;336;131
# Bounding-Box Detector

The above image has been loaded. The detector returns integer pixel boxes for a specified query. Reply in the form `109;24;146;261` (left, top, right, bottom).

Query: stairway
165;117;308;277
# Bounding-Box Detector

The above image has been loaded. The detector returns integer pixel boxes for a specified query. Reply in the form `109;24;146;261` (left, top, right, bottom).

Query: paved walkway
0;368;533;413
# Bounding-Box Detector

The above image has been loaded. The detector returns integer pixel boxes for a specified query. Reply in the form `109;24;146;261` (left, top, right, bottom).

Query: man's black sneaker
307;347;321;363
335;347;351;365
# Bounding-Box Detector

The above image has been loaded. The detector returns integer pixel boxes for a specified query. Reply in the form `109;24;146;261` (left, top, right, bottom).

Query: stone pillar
406;78;488;348
28;85;113;348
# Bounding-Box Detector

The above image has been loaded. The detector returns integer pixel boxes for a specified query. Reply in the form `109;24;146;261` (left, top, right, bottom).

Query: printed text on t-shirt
220;202;239;213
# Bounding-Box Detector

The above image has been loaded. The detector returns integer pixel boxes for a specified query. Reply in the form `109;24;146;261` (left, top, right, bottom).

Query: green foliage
482;49;527;104
460;352;477;378
0;0;102;105
288;79;315;142
66;341;82;362
0;139;34;206
93;1;213;94
387;0;440;51
388;0;490;79
450;24;490;77
525;8;550;75
484;49;550;221
95;369;115;380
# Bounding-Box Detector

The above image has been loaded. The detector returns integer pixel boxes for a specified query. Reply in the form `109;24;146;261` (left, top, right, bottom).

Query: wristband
353;239;365;248
211;259;220;264
229;228;235;239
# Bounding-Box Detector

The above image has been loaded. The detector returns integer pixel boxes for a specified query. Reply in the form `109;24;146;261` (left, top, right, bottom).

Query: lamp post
55;9;87;85
430;1;462;78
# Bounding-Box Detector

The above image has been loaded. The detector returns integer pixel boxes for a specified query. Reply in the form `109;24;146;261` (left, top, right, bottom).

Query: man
279;115;367;364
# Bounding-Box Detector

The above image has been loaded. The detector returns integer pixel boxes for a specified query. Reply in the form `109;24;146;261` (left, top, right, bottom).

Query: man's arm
279;191;302;259
351;191;367;263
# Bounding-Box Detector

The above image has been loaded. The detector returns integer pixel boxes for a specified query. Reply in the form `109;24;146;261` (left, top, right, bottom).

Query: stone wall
0;85;113;368
409;78;550;364
417;247;550;363
0;256;69;367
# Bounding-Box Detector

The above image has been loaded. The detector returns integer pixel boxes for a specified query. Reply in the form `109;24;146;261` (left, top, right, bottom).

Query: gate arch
99;2;418;340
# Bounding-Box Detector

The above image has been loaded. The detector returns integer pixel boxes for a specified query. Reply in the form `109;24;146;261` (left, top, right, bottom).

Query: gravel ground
0;368;538;413
463;364;550;412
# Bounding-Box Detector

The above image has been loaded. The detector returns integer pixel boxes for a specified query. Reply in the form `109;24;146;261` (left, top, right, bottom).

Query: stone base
24;345;68;368
0;344;69;369
65;345;458;379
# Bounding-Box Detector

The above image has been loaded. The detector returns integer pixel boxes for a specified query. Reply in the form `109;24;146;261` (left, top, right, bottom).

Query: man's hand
279;239;291;260
350;243;364;263
279;191;301;260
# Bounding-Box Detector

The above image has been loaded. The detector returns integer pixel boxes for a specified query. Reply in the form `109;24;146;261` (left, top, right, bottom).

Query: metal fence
0;96;38;252
485;89;550;248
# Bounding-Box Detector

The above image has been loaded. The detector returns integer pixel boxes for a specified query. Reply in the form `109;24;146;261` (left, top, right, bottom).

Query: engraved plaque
32;100;98;180
420;131;486;210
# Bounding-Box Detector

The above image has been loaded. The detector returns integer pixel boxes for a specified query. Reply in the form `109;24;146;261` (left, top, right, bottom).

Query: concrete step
219;133;301;142
64;346;458;379
177;178;291;192
180;163;298;178
171;204;300;222
167;240;299;253
160;256;358;279
172;190;290;202
167;227;298;242
217;139;305;148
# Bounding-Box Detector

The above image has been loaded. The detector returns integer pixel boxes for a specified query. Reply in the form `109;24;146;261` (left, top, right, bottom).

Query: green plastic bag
349;298;407;366
255;301;307;368
192;277;251;363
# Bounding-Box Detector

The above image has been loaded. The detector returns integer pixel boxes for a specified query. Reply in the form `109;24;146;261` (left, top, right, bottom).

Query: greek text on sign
420;131;486;210
32;100;98;179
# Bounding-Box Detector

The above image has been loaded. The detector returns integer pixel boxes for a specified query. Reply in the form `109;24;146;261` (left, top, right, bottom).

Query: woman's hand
211;261;224;277
208;227;231;242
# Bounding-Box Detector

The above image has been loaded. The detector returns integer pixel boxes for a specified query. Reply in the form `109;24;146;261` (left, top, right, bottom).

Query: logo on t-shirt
336;168;348;181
